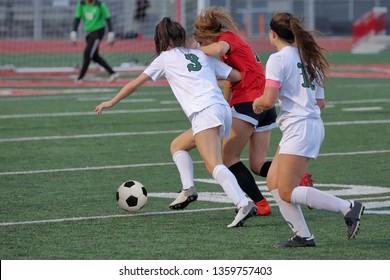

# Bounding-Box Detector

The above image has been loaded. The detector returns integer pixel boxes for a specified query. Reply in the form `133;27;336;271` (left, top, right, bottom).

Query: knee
170;138;180;156
249;161;262;176
277;188;292;203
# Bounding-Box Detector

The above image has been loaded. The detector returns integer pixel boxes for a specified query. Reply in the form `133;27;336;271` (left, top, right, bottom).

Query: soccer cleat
227;201;257;228
344;200;364;240
274;234;316;248
108;72;120;82
169;187;198;210
300;173;314;210
74;78;83;83
255;198;272;216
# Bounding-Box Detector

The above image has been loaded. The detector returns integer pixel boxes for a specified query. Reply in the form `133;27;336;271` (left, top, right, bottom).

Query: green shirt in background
75;1;111;33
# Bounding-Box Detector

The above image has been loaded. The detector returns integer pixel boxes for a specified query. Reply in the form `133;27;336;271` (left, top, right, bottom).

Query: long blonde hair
270;12;329;86
193;6;239;40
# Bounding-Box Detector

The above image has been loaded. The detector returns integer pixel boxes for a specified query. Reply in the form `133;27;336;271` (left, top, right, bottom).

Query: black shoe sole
169;195;198;210
348;206;365;240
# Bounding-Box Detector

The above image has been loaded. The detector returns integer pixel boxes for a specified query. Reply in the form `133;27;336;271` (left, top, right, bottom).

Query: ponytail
270;13;329;86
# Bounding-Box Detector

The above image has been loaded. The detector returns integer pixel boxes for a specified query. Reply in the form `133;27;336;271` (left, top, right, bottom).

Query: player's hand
95;101;113;115
252;98;264;114
107;32;115;46
70;31;77;45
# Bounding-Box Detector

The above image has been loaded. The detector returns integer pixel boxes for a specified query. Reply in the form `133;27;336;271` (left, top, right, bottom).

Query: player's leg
247;129;273;215
169;128;198;210
194;126;256;227
76;32;97;81
223;116;270;215
268;150;315;247
91;28;115;76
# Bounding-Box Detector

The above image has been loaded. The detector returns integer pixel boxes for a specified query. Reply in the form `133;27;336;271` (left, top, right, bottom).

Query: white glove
107;31;115;46
70;31;77;44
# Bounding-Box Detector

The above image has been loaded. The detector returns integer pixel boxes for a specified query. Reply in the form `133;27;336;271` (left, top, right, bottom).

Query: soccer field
0;52;389;261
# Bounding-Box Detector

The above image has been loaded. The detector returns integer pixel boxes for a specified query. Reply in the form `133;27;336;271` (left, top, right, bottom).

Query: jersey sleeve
265;54;284;85
74;1;82;18
315;84;325;99
208;56;233;79
101;2;111;19
143;55;165;81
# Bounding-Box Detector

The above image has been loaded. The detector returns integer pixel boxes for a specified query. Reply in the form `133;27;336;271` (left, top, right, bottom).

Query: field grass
0;52;390;262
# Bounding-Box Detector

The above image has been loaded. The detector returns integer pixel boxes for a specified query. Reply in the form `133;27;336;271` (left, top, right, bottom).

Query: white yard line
342;107;382;112
0;107;181;119
1;150;389;176
0;206;234;227
0;120;389;143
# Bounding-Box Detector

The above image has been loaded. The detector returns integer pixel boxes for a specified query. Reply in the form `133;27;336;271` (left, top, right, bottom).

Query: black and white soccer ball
116;180;148;212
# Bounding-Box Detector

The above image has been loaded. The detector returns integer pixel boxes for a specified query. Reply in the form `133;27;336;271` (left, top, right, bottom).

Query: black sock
259;161;272;177
229;161;264;202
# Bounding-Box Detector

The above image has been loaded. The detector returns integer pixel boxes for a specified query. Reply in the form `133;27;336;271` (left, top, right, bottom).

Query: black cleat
274;235;316;248
344;200;364;240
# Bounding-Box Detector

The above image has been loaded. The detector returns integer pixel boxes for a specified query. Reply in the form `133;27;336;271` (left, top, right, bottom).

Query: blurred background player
70;0;119;82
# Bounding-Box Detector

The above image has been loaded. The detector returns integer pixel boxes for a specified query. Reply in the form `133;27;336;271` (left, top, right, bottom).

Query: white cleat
227;201;257;228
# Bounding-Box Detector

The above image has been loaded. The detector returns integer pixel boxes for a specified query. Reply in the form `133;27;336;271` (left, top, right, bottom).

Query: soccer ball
116;180;148;212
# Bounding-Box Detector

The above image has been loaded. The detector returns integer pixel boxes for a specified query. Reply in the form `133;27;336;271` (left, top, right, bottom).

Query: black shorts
231;102;277;132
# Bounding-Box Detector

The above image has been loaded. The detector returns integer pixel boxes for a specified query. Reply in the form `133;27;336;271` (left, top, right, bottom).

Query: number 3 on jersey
185;53;202;72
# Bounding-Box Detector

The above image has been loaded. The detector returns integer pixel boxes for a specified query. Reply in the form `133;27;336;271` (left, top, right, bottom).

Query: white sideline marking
327;98;390;104
0;206;235;227
1;150;389;176
324;119;390;125
342;107;382;112
0;119;389;143
0;130;185;143
0;107;181;119
78;97;156;103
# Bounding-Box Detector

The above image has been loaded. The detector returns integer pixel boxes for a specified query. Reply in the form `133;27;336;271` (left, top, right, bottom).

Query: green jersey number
297;62;315;90
185;53;202;72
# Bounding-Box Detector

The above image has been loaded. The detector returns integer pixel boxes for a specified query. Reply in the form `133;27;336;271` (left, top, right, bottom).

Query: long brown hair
193;6;239;41
270;12;329;86
154;17;186;55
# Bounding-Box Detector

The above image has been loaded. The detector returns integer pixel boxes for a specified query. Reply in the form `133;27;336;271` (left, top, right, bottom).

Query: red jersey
218;31;265;106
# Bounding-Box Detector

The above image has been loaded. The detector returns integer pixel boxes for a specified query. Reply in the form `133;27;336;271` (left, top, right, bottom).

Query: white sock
172;150;194;190
271;189;311;238
291;186;351;215
212;164;248;208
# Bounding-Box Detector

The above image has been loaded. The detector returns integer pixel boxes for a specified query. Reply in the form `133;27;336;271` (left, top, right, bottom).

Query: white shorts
279;118;325;159
189;104;232;138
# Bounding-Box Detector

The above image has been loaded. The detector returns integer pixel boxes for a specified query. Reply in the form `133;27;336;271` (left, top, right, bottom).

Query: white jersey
266;46;324;130
143;47;232;117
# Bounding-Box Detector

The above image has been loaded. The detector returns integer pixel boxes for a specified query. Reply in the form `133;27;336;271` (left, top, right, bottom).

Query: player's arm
95;73;150;114
223;80;232;103
70;2;81;44
253;80;279;114
200;40;230;56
